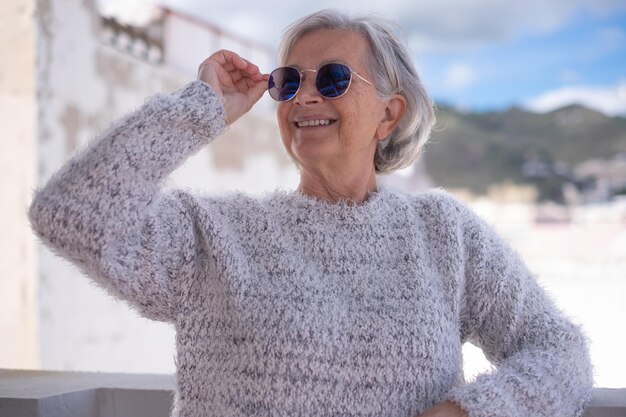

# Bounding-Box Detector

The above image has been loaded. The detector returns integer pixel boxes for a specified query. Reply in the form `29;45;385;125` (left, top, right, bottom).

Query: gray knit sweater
29;80;593;417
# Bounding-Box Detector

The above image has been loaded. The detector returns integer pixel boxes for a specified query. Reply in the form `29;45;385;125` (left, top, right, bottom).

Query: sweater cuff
444;374;519;417
150;79;228;142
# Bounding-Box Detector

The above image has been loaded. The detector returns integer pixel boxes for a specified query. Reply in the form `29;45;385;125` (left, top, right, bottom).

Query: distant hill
422;103;626;195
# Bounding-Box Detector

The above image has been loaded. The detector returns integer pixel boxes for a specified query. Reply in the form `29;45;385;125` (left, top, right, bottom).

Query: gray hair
278;9;436;174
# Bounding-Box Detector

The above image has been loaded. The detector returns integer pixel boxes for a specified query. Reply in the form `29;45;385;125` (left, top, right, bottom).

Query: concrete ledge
0;369;174;417
586;388;626;417
1;369;624;416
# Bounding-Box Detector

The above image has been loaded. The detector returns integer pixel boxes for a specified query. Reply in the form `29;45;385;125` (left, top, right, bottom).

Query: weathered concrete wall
0;0;39;369
33;0;296;373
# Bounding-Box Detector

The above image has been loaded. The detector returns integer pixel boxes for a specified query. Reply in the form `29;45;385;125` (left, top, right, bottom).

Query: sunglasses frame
268;63;375;102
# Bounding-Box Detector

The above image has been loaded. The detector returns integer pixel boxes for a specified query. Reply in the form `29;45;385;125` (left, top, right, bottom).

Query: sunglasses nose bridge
294;69;322;103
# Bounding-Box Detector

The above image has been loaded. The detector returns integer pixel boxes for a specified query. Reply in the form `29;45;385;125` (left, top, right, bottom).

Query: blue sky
101;0;626;115
418;7;626;113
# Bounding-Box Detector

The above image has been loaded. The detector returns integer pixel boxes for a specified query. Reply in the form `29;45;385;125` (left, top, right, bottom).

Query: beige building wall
0;0;39;368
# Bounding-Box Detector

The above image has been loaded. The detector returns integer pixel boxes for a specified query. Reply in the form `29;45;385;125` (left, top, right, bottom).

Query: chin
290;140;337;163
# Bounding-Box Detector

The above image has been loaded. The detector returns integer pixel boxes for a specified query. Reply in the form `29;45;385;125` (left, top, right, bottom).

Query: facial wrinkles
278;29;385;166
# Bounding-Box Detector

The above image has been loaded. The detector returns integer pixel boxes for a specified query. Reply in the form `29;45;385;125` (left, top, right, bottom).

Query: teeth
297;119;332;127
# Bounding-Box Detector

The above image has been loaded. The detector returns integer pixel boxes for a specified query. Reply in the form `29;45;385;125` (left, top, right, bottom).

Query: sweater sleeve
441;194;593;417
28;80;228;323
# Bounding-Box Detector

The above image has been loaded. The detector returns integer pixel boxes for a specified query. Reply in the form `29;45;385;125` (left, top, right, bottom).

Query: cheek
346;98;384;136
340;100;371;135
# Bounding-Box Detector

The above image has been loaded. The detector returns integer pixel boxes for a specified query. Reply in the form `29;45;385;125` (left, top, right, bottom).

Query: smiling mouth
294;119;337;128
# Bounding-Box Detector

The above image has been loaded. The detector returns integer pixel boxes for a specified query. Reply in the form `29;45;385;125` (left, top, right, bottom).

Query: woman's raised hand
197;50;269;125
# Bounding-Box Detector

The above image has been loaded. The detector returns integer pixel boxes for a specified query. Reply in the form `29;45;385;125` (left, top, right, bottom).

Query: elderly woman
29;9;592;417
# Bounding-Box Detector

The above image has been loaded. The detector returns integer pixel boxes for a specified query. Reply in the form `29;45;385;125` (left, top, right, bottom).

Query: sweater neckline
268;183;392;223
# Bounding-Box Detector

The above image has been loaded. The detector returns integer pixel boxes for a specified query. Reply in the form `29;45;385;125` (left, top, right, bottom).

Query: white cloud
442;63;477;91
151;0;626;53
523;83;626;116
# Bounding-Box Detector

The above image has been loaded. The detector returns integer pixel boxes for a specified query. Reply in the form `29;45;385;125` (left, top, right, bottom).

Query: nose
294;70;322;106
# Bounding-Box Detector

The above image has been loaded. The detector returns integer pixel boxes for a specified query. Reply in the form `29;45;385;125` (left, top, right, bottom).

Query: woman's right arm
28;50;268;323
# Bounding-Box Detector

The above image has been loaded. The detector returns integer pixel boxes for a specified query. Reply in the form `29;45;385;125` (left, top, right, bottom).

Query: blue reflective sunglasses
268;63;375;102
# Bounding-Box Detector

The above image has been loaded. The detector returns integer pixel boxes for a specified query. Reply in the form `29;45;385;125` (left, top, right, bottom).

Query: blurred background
1;0;625;388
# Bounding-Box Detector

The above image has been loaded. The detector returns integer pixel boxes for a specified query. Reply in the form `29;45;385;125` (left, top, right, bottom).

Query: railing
0;369;624;416
99;15;164;64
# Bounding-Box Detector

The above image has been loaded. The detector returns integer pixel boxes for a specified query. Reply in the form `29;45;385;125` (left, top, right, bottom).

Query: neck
296;163;378;204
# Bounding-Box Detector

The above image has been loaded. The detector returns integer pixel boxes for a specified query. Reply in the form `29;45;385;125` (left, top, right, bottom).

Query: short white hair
278;9;436;174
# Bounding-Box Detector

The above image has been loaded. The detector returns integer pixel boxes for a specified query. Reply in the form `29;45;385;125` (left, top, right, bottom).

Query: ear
375;94;407;141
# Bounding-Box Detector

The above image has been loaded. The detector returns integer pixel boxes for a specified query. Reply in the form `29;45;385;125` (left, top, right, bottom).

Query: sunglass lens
317;63;352;98
268;67;301;101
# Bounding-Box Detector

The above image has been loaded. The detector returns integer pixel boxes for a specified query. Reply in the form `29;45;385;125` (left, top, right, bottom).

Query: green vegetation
422;104;626;198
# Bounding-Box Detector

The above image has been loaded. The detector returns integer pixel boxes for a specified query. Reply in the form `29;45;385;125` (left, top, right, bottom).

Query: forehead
285;28;370;69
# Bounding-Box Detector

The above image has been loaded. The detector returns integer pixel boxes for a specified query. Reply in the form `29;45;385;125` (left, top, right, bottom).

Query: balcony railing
0;368;623;416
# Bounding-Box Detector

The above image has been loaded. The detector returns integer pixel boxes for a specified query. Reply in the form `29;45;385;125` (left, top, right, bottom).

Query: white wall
34;0;294;373
0;0;39;369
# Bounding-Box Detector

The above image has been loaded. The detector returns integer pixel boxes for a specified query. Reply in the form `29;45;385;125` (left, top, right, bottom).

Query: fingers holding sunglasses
199;50;263;87
197;50;268;125
228;55;264;82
